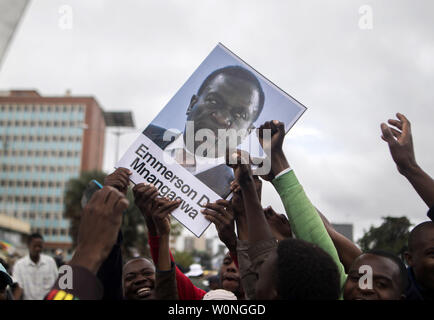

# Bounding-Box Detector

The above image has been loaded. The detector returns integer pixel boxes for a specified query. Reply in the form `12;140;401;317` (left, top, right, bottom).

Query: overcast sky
1;0;433;242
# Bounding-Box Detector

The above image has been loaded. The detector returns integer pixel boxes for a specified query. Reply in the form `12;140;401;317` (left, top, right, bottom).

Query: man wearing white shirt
12;233;58;300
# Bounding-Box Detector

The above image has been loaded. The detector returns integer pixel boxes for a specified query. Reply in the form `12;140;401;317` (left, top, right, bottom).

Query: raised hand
104;168;132;195
256;120;289;181
133;183;160;219
70;186;129;274
263;206;292;241
151;198;181;236
381;113;434;209
202;200;237;252
380;113;417;176
257;120;285;156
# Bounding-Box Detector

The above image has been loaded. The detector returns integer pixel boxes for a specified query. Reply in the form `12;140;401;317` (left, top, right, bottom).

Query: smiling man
122;258;156;300
343;250;408;300
144;65;265;198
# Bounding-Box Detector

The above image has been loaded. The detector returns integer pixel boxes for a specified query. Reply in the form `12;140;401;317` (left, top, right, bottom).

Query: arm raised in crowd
316;208;362;273
230;151;274;244
46;186;129;300
257;120;347;289
202;199;237;254
381;113;434;218
104;167;132;195
151;198;181;300
97;167;132;300
133;183;160;236
132;184;206;300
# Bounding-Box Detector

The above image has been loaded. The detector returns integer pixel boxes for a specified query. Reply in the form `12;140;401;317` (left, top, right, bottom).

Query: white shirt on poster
164;134;225;175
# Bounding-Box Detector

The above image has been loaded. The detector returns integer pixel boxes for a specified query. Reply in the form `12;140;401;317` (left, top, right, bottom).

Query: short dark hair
197;65;265;122
276;238;341;300
27;233;43;244
408;221;434;252
365;249;408;292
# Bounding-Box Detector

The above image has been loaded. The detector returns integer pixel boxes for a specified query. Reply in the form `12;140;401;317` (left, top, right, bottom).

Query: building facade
0;90;106;255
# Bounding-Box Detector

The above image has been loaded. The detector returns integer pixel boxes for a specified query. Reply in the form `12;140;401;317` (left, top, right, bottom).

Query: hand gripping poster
116;43;306;237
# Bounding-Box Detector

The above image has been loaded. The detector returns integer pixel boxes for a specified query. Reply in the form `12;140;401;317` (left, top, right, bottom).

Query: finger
102;186;116;204
216;199;231;208
273;120;285;134
390;127;402;139
115;167;132;175
202;208;231;225
205;202;225;214
87;187;107;206
203;214;223;230
380;123;397;145
138;190;159;207
270;120;278;134
144;185;158;197
114;175;129;188
396;113;411;135
263;206;273;218
133;182;148;191
387;119;403;131
113;197;130;215
105;188;123;213
133;184;152;201
156;200;181;214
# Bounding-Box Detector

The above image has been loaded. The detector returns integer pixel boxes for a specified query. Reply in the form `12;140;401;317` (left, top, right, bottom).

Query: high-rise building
0;90;106;255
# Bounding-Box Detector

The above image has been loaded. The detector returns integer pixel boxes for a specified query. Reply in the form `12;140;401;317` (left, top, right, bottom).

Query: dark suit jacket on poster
143;124;233;199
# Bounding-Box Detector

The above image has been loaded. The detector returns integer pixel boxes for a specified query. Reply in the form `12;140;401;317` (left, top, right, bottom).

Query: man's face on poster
186;72;262;154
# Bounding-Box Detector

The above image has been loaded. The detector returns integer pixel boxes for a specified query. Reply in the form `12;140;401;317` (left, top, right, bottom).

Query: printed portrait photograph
142;44;306;199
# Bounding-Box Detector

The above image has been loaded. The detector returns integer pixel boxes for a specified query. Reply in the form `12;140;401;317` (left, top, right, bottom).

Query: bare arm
381;113;434;209
317;209;362;273
230;151;274;244
152;199;181;272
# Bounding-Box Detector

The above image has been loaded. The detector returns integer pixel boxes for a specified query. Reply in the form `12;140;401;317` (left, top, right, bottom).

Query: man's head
186;66;265;155
255;238;341;300
343;250;407;300
405;221;434;290
122;257;156;300
219;252;242;298
27;233;44;261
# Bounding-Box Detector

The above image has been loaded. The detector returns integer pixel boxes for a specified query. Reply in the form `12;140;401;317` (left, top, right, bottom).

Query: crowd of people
0;113;433;301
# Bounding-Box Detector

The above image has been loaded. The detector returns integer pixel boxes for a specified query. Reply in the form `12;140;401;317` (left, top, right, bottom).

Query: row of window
2;149;80;158
1;135;82;143
0;195;63;204
0;120;85;128
1;180;65;188
31;227;70;237
1;164;80;173
0;104;84;113
12;211;64;220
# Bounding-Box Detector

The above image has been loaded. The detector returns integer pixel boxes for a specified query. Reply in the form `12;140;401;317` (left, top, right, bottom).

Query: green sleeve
272;170;347;289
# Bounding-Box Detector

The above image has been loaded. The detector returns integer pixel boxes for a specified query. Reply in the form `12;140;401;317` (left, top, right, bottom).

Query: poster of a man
117;43;306;236
143;65;265;198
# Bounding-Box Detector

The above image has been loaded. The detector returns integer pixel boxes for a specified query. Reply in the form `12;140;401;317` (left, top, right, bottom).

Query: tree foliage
357;216;412;257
